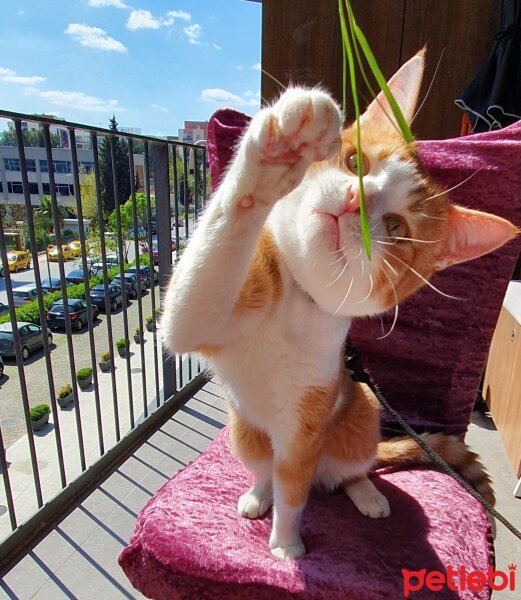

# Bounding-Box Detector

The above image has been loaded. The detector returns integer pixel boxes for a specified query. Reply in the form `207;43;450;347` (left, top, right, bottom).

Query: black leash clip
344;338;369;384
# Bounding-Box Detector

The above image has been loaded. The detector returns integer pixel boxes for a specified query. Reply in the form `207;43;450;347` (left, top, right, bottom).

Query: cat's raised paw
249;88;342;168
238;487;273;519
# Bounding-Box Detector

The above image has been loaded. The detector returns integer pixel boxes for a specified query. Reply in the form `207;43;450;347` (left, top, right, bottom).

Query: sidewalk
0;324;194;543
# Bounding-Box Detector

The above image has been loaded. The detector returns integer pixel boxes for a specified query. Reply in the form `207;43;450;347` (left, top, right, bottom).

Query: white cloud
236;65;243;71
127;9;161;30
163;10;191;25
35;89;122;113
65;23;127;52
88;0;128;8
184;23;202;45
212;43;222;50
252;63;261;71
151;103;168;113
201;88;259;107
0;67;46;85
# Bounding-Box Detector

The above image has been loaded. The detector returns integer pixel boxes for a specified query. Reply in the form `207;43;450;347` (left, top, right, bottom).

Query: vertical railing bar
151;142;175;402
110;135;134;430
43;124;87;472
182;147;189;238
193;149;199;223
144;142;161;408
16;120;66;488
172;145;180;262
91;133;120;442
0;212;43;508
0;424;16;530
202;147;207;210
128;140;148;420
69;128;104;456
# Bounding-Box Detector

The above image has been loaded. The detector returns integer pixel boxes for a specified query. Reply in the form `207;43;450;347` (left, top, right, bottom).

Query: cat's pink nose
341;188;362;215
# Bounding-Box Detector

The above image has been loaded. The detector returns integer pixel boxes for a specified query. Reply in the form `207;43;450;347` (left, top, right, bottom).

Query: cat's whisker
355;273;373;304
411;48;445;125
383;258;398;276
380;247;465;300
327;255;350;286
421;168;482;203
261;68;287;92
419;212;447;221
377;265;399;340
374;236;441;244
334;278;354;315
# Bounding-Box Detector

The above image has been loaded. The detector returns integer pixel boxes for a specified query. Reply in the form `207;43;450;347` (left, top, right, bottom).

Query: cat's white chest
210;288;349;436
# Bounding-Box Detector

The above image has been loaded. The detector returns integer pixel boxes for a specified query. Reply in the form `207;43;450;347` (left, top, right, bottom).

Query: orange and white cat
162;51;517;561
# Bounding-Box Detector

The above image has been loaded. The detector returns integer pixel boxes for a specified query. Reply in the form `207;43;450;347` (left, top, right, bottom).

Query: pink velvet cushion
119;429;493;599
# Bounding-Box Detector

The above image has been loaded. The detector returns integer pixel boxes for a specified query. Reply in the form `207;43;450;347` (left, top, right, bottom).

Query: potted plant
76;367;93;390
116;337;129;357
134;326;144;344
57;383;74;408
99;351;112;373
145;315;156;332
30;404;50;431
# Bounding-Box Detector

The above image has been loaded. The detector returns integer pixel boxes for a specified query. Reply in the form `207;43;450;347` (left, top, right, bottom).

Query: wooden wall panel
400;0;497;139
261;0;497;140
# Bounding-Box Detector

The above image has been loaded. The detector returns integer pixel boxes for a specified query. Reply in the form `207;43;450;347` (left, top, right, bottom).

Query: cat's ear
360;48;425;129
433;205;519;270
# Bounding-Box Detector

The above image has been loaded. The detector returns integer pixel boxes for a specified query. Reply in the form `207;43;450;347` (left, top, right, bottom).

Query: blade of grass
348;7;414;144
338;0;371;259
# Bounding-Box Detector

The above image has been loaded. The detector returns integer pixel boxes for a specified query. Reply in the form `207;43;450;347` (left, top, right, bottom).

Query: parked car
6;251;31;272
12;285;38;307
0;302;8;316
110;274;143;299
125;265;158;288
47;244;74;262
66;268;91;285
0;263;3;277
69;240;83;257
105;254;120;267
40;277;62;293
140;238;176;265
46;299;99;332
0;355;4;378
0;322;52;361
89;284;125;312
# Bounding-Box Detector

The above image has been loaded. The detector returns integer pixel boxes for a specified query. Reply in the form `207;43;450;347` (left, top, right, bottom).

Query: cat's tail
376;433;495;506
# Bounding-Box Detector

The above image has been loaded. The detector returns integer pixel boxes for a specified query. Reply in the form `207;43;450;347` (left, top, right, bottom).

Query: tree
0;127;60;147
98;115;131;214
78;171;99;228
106;193;155;263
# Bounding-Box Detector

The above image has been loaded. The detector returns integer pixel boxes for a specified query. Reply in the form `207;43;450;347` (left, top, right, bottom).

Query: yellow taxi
47;244;74;262
5;251;31;272
69;240;82;257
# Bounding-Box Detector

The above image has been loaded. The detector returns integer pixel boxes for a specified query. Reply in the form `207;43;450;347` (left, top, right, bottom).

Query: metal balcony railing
0;110;209;574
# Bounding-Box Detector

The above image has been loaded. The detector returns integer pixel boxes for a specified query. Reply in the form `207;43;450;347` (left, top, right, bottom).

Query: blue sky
0;0;261;136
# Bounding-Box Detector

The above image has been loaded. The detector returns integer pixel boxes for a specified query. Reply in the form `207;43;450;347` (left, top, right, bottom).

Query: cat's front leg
162;89;342;354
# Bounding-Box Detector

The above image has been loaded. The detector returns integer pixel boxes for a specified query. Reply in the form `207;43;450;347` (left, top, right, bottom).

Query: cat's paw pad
251;88;342;166
355;489;391;519
238;488;273;519
270;541;306;561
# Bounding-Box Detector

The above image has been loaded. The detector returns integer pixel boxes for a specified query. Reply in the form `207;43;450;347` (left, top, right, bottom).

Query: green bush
145;315;153;324
116;338;129;350
76;367;93;381
58;384;73;398
100;351;110;362
0;261;132;326
135;326;141;335
30;404;50;421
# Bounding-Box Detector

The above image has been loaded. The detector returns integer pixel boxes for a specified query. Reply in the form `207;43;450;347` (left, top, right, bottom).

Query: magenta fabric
119;429;494;600
119;110;521;599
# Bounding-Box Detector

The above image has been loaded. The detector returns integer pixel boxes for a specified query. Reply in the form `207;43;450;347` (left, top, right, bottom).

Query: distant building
178;121;208;144
0;145;144;207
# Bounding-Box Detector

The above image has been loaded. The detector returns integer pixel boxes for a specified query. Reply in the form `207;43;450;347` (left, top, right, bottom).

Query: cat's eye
384;214;409;241
345;152;369;176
